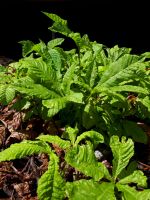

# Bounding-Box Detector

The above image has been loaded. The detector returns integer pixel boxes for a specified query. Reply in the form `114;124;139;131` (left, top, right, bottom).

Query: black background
0;0;150;60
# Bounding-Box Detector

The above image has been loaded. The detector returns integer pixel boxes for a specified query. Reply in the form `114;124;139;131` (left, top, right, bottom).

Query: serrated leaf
65;142;106;181
37;152;65;200
99;54;146;87
0;85;8;104
107;45;131;62
32;40;47;56
111;85;149;95
63;126;79;145
66;180;116;200
37;135;71;149
14;84;59;99
62;64;76;93
110;135;134;180
44;12;72;36
118;161;138;179
68;32;83;48
12;98;31;111
0;140;50;161
117;184;150;200
42;97;67;117
47;38;65;49
43;12;67;25
0;84;15;105
43;92;83;117
19;40;34;57
26;57;55;84
5;86;15;103
48;48;62;79
75;130;104;147
118;170;147;188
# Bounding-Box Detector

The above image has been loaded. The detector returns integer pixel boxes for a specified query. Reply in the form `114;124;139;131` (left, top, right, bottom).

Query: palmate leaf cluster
1;12;150;199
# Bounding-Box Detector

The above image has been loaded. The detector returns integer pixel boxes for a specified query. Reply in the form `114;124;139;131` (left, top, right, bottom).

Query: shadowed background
0;0;150;60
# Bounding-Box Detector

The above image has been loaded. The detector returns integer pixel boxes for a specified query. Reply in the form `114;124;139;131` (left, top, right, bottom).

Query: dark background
0;0;150;60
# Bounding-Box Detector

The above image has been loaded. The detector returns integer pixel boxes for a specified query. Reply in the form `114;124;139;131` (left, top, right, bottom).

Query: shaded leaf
122;120;147;144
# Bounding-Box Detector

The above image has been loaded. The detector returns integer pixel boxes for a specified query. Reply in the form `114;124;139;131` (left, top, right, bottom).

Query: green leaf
43;12;67;25
47;38;65;49
0;84;15;105
82;103;100;129
118;161;138;179
5;86;15;103
12;98;31;111
0;65;7;72
42;97;67;117
62;64;76;93
99;54;145;87
14;84;59;99
66;180;116;200
43;92;83;117
37;152;65;200
82;54;98;88
110;135;134;180
118;170;147;188
44;12;72;36
0;85;8;104
65;142;106;181
19;40;34;57
75;130;104;147
68;32;83;49
63;126;79;145
92;86;125;102
138;96;150;112
0;140;50;161
37;135;71;149
117;184;150;200
122;120;148;144
26;57;55;84
111;85;149;95
48;48;62;79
